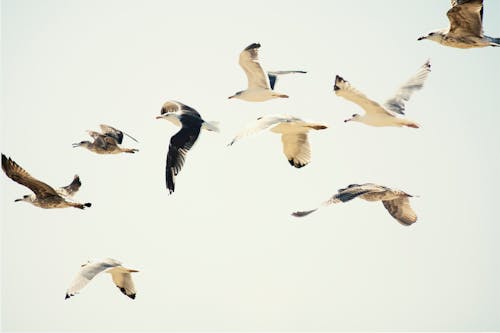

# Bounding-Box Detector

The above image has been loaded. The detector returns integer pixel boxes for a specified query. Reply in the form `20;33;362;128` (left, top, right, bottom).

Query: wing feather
239;43;270;90
65;260;121;299
447;0;483;37
334;75;392;116
109;267;137;299
1;154;59;198
165;121;202;194
384;60;431;115
228;115;290;146
281;133;311;168
382;197;418;226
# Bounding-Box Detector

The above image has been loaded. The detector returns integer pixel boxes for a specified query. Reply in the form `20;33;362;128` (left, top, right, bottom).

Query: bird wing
228;115;290;146
382;197;418;226
57;175;81;198
161;100;201;118
267;70;307;90
165;120;202;194
108;267;137;299
281;133;311;168
383;60;431;115
334;75;392;116
239;43;270;90
292;183;387;218
1;154;60;199
447;0;484;37
100;124;138;143
65;260;121;299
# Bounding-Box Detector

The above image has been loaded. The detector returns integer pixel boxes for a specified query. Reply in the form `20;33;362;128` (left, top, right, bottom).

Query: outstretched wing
448;0;484;37
292;183;385;218
334;75;392;116
1;154;59;199
281;133;311;168
382;197;418;226
165;121;202;194
65;260;121;299
239;43;270;90
267;70;307;90
384;60;431;115
58;175;81;198
228;115;290;146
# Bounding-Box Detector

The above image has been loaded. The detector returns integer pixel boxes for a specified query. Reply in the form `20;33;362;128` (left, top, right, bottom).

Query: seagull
65;258;139;300
334;60;431;128
156;100;219;194
228;115;327;168
228;43;306;102
73;124;139;154
292;183;418;226
418;0;499;48
1;154;91;209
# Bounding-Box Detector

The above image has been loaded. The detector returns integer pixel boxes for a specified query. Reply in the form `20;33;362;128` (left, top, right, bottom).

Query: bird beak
14;198;22;202
228;95;235;99
417;36;426;41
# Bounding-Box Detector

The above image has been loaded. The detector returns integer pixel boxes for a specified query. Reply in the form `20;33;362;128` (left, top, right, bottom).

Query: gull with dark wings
292;183;418;226
229;115;327;168
73;124;139;154
1;154;91;209
228;43;306;102
156;100;219;194
418;0;499;48
334;60;431;128
65;258;139;300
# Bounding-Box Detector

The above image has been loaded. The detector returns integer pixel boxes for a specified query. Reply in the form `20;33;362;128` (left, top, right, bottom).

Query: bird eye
352;114;356;117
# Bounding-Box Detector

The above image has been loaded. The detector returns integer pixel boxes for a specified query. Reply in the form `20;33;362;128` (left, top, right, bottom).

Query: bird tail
71;202;92;209
202;121;220;132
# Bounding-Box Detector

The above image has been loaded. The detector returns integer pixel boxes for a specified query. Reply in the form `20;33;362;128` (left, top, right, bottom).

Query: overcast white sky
2;0;500;331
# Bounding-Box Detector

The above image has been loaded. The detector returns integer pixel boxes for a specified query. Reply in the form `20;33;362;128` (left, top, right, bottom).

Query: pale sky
1;0;500;331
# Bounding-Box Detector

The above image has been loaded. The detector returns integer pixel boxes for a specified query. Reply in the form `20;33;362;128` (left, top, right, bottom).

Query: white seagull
292;183;418;226
228;115;327;168
334;60;431;128
418;0;499;48
65;258;139;300
228;43;306;102
1;153;91;209
73;124;139;154
156;100;219;194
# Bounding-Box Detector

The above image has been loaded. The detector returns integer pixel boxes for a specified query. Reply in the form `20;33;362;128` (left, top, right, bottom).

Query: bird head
417;30;444;42
72;141;90;148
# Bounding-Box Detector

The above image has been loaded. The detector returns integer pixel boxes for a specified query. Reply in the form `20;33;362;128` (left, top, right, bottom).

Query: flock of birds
1;0;498;300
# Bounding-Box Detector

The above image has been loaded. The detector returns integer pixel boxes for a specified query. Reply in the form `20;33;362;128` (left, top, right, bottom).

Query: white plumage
334;60;431;128
229;115;327;168
65;258;139;300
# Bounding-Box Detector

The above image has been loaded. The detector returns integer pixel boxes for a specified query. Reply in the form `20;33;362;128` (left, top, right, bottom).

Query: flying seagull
228;115;327;168
1;153;91;209
228;43;306;102
334;60;431;128
73;124;139;154
292;183;417;226
156;100;219;194
418;0;499;48
65;258;139;300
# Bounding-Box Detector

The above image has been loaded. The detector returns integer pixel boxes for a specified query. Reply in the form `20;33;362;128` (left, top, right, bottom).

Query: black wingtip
84;203;92;208
65;293;71;300
288;159;306;168
129;293;136;300
333;75;344;91
244;43;261;51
